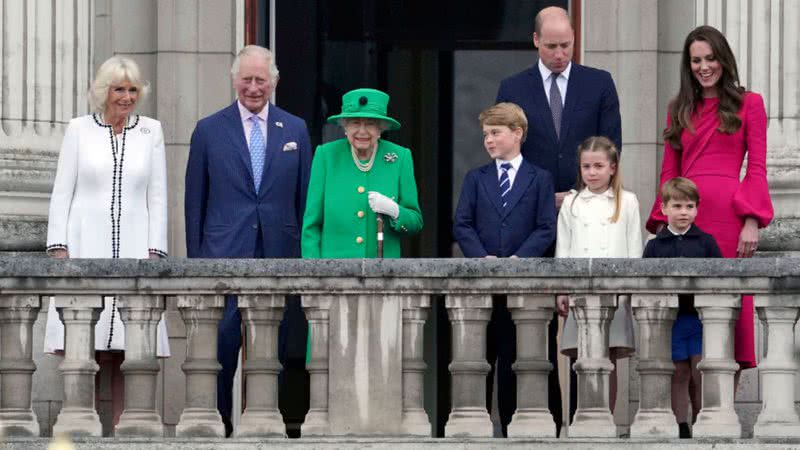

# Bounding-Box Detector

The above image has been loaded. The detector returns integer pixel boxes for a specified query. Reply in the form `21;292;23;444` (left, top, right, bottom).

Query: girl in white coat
45;55;170;427
555;136;642;413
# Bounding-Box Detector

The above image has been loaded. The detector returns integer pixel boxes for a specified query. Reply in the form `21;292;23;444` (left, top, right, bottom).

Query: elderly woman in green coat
302;88;423;258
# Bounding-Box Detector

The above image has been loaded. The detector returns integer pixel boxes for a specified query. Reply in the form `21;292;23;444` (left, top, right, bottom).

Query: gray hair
230;45;280;82
88;56;150;113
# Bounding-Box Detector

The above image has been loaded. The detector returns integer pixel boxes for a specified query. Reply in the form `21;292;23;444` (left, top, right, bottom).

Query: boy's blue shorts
672;313;702;361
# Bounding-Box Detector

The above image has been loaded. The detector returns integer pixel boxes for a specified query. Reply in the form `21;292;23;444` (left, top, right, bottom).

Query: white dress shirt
538;59;571;106
238;100;269;145
667;224;692;235
495;153;523;189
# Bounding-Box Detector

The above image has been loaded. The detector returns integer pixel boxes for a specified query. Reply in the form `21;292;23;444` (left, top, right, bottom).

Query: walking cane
376;215;384;258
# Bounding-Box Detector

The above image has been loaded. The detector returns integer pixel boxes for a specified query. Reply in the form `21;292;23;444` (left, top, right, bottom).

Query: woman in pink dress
647;26;773;377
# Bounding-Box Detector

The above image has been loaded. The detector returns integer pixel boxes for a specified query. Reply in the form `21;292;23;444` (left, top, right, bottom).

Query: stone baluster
235;294;285;437
301;295;332;435
506;295;556;438
630;294;678;438
444;294;492;437
753;295;800;437
693;294;741;438
0;295;41;436
176;295;225;437
568;294;616;438
114;295;165;437
52;295;103;437
400;295;431;436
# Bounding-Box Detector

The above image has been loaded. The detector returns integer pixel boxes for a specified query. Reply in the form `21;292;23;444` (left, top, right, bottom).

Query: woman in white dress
45;55;170;426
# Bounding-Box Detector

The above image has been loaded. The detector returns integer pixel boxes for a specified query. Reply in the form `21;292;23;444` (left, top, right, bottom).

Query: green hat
327;88;401;130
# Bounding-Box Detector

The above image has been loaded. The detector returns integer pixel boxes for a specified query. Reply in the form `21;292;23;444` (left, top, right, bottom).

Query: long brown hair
572;136;624;223
664;25;745;151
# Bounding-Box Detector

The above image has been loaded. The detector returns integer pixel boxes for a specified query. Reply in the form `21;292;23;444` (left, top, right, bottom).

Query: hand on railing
556;295;569;317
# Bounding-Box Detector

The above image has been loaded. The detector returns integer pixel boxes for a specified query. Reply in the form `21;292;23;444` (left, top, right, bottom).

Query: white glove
368;191;400;219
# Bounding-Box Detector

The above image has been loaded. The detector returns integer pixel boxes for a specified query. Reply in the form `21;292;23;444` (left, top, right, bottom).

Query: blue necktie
549;72;563;138
499;162;512;207
249;116;266;193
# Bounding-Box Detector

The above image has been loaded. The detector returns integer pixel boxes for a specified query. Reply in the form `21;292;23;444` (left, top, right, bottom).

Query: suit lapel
258;103;283;196
479;164;504;217
222;103;255;188
528;63;560;144
501;161;535;217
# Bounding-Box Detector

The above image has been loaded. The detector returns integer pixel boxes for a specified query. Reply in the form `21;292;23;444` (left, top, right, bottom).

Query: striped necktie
499;162;513;207
249;116;266;193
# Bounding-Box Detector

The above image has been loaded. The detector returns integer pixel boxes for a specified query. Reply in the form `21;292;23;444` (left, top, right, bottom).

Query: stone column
400;295;431;436
568;294;616;438
444;294;492;437
693;294;741;438
114;295;165;437
0;295;41;436
506;295;556;438
175;295;225;437
629;294;678;438
0;0;93;252
51;295;103;437
301;295;332;436
235;294;285;437
753;295;800;437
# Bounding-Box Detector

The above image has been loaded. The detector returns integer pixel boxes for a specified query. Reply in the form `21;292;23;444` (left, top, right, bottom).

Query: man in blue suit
185;45;311;436
454;102;556;437
495;6;621;434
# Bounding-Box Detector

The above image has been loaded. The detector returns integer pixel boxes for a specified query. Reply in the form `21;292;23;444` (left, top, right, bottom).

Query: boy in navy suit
454;102;556;436
643;177;721;438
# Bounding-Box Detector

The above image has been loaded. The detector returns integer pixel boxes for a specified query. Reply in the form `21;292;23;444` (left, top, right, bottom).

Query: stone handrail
0;257;798;439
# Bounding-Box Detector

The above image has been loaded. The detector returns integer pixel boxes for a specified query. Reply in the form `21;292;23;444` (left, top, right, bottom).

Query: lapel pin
275;121;284;128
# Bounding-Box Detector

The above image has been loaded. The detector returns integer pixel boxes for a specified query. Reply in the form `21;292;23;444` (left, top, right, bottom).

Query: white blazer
556;187;643;258
46;114;168;257
45;113;169;355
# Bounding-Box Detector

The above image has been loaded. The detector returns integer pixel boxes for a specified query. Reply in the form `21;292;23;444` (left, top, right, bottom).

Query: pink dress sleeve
646;113;681;234
732;92;773;228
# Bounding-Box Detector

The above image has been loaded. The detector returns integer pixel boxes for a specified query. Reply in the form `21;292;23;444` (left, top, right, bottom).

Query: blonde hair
661;177;700;204
572;136;624;223
479;102;528;142
231;45;280;82
89;56;149;113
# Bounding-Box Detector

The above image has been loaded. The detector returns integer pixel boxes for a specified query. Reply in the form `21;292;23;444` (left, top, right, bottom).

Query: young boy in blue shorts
643;177;721;438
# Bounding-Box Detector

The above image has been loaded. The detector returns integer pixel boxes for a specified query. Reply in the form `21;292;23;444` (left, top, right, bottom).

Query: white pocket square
283;142;298;151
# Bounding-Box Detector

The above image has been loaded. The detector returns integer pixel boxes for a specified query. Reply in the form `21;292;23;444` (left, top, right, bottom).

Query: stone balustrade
0;257;800;442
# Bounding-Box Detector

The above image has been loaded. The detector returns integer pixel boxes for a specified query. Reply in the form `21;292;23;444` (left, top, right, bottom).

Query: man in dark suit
185;45;312;436
454;102;556;437
495;6;622;434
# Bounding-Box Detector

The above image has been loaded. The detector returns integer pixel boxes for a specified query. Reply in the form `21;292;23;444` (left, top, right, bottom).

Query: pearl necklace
351;144;378;172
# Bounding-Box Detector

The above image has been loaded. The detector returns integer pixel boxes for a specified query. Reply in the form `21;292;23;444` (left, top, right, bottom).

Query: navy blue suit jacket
496;62;621;193
454;159;556;257
185;102;312;258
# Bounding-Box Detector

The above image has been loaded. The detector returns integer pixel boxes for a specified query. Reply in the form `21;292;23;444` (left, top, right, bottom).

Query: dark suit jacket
454;159;556;257
642;224;722;315
185;102;312;258
496;61;622;192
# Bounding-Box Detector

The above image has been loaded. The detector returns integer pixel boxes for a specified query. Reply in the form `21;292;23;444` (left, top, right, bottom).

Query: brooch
140;128;150;134
275;121;284;128
384;152;398;163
